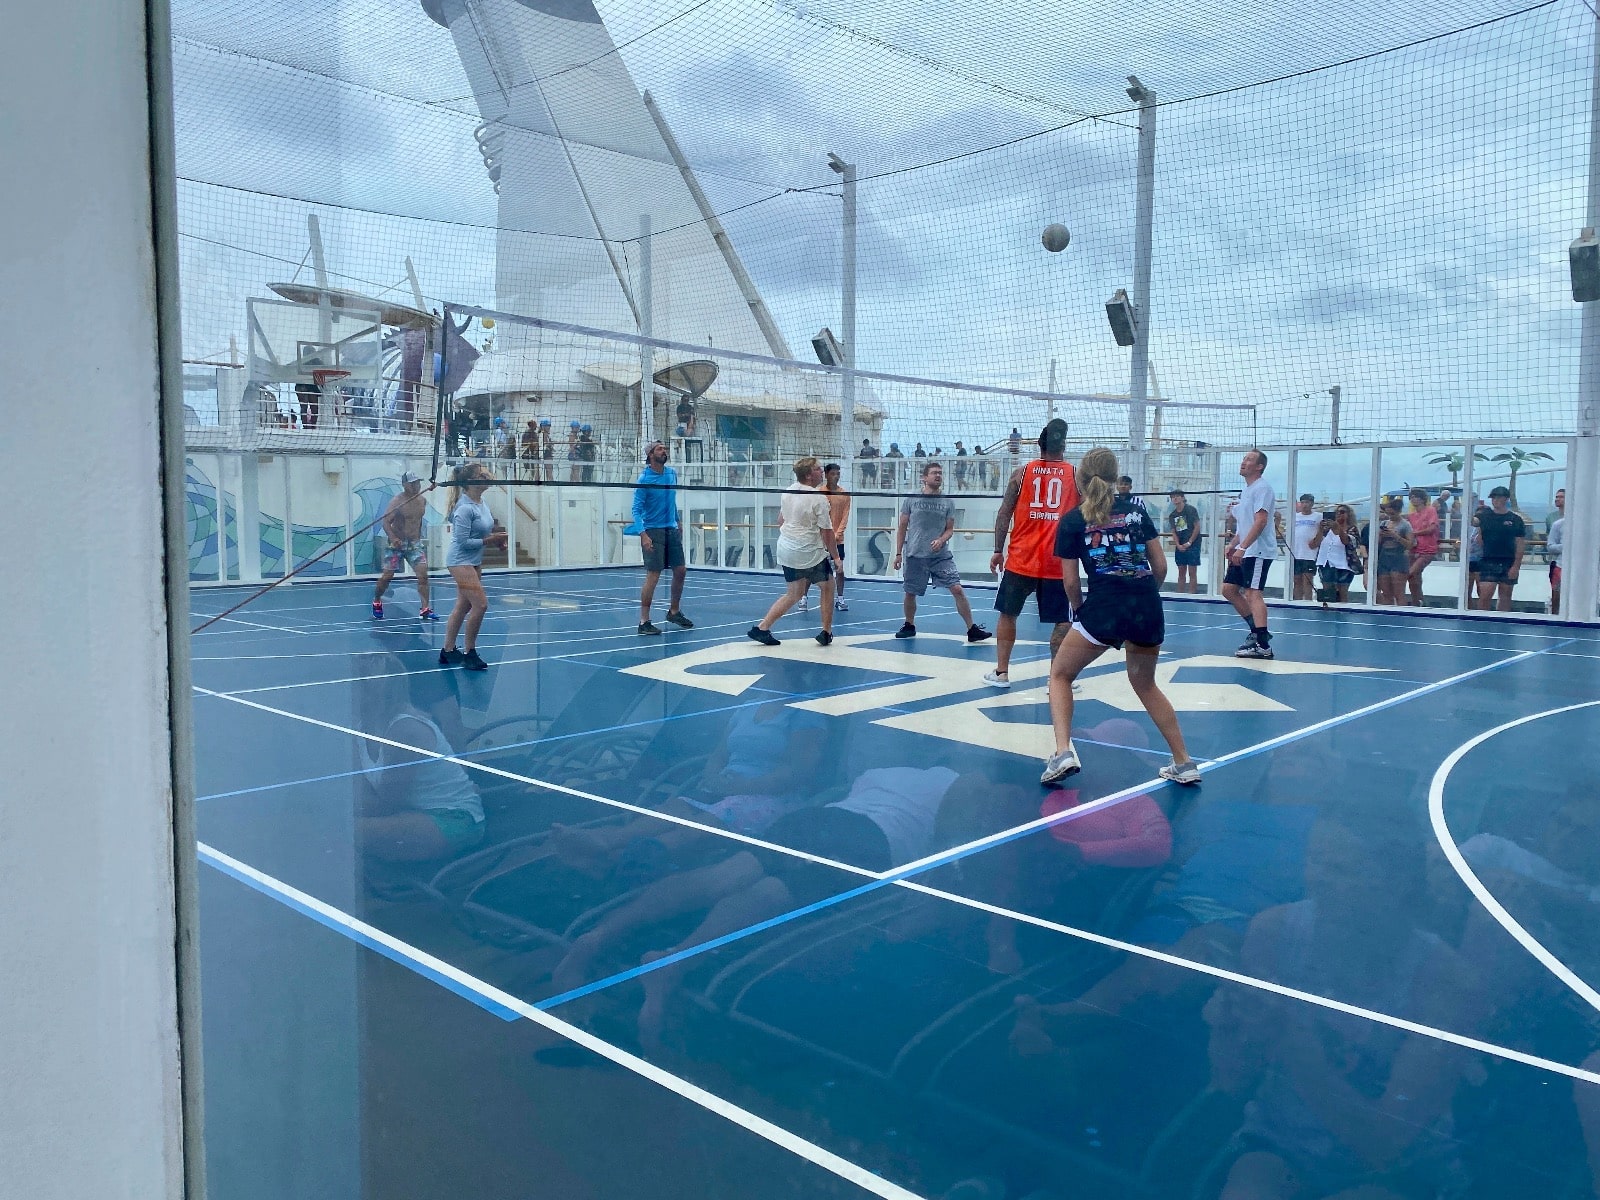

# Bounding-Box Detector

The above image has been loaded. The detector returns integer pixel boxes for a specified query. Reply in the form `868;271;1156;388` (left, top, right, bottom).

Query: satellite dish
267;283;435;329
651;359;718;400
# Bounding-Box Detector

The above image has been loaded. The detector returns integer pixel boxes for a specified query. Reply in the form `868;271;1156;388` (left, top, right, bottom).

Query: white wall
0;2;187;1198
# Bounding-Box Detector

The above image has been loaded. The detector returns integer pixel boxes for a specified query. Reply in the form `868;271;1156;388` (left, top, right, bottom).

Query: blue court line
538;639;1571;1010
197;844;522;1022
195;671;925;802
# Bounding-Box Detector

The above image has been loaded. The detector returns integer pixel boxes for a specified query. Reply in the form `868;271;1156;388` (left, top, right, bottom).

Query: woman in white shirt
440;462;505;670
747;456;837;647
1309;504;1363;606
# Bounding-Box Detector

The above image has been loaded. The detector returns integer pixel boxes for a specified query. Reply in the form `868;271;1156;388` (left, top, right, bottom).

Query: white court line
892;880;1600;1089
1427;700;1600;1016
215;615;309;636
197;843;925;1200
192;686;881;880
209;618;795;693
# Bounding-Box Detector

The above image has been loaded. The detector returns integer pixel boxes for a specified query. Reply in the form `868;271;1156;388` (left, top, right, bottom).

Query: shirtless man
373;471;437;620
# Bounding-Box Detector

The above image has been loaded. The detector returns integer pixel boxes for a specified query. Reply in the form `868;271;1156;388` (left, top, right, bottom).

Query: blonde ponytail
1077;447;1120;525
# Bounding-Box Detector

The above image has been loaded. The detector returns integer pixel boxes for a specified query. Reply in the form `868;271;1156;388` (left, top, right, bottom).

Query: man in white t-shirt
748;456;838;647
1222;448;1279;660
1289;493;1320;601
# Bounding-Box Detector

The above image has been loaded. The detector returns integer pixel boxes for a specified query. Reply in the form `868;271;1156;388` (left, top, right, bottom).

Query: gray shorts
903;551;961;596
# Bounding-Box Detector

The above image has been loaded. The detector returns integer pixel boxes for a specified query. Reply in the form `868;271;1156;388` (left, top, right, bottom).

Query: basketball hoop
311;368;351;392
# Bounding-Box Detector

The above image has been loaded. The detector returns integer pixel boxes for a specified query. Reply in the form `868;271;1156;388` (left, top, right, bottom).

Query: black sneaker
438;648;464;666
747;625;780;646
638;621;662;636
967;624;993;643
894;622;917;639
815;630;833;646
665;610;694;629
462;649;489;671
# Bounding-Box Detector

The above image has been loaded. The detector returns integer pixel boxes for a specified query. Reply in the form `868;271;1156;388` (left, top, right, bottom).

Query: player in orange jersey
986;419;1078;687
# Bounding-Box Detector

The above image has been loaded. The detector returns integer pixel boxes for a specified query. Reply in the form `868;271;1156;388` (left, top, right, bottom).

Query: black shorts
994;570;1073;624
642;526;685;572
782;556;834;585
1174;546;1202;567
1478;558;1516;585
1073;588;1165;650
1292;557;1316;576
1224;556;1274;591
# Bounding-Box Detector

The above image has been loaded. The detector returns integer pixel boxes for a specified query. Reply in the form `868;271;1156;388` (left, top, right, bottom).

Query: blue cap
581;423;592;431
539;418;550;426
570;420;581;427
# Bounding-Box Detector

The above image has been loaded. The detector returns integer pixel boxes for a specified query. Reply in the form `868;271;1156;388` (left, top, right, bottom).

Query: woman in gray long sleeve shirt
440;463;504;670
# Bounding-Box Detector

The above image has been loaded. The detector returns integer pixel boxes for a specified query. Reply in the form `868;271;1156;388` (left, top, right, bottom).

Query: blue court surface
189;568;1600;1200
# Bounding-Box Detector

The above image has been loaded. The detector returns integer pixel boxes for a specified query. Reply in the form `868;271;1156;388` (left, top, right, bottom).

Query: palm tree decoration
1483;447;1555;508
1424;450;1487;490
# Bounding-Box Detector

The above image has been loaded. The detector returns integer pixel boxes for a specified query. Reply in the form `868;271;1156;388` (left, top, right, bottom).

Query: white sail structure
423;0;790;358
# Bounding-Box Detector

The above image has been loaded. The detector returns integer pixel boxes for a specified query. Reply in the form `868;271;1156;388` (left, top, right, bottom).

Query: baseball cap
400;471;422;486
570;420;581;428
1489;486;1511;498
1039;418;1069;453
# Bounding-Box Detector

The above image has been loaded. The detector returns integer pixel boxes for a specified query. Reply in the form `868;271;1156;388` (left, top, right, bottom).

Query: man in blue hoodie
634;440;694;634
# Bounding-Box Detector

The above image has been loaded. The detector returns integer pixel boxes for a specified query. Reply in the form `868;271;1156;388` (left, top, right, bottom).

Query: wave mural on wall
186;460;417;581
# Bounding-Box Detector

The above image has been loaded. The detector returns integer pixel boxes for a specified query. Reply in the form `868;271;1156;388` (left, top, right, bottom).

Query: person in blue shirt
633;440;694;635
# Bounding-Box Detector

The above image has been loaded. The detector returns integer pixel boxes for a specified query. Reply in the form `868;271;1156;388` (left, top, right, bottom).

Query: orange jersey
1004;459;1079;577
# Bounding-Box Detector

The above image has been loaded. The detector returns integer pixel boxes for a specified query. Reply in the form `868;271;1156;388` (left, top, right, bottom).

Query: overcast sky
172;0;1598;447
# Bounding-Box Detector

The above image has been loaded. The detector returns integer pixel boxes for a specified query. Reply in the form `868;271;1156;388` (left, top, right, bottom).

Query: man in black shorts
1042;448;1200;788
632;441;693;634
1474;485;1526;612
986;418;1077;687
1221;449;1279;659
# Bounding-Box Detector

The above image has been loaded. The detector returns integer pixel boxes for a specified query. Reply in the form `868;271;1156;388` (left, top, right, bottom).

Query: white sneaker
984;669;1010;689
1040;742;1082;784
797;596;809;614
834;598;848;612
1158;760;1202;786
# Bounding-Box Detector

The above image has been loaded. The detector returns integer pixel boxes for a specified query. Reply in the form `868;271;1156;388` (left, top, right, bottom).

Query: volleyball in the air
482;317;496;329
1041;223;1071;253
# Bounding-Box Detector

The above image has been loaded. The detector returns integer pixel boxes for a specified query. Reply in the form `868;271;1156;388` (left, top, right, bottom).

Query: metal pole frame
1127;81;1157;488
1566;14;1600;621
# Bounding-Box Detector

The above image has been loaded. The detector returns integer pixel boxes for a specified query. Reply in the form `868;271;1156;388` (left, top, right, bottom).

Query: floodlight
1105;289;1138;347
1571;227;1600;303
827;153;850;175
812;327;845;366
1126;76;1150;103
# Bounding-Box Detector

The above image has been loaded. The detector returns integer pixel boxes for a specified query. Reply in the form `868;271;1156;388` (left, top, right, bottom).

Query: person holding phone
1374;497;1415;606
1310;505;1362;606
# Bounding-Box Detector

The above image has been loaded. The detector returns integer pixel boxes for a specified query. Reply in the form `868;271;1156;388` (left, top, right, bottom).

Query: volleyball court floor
189;567;1600;1200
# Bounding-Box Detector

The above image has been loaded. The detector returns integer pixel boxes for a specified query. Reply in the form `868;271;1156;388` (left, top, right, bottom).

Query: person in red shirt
985;419;1078;687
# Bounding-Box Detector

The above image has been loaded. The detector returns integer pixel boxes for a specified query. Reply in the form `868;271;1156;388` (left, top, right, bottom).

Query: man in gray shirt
892;461;992;642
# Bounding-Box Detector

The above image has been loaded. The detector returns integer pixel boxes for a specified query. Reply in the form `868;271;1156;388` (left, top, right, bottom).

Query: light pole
1328;385;1341;445
829;152;857;491
1126;76;1157;489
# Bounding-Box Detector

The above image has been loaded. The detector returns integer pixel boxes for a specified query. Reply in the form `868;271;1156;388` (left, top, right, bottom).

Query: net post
830;152;857;492
639;214;654;451
1565;15;1600;620
1126;77;1157;490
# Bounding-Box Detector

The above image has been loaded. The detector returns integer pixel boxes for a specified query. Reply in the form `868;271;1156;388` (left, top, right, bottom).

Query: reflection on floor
190;569;1600;1200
